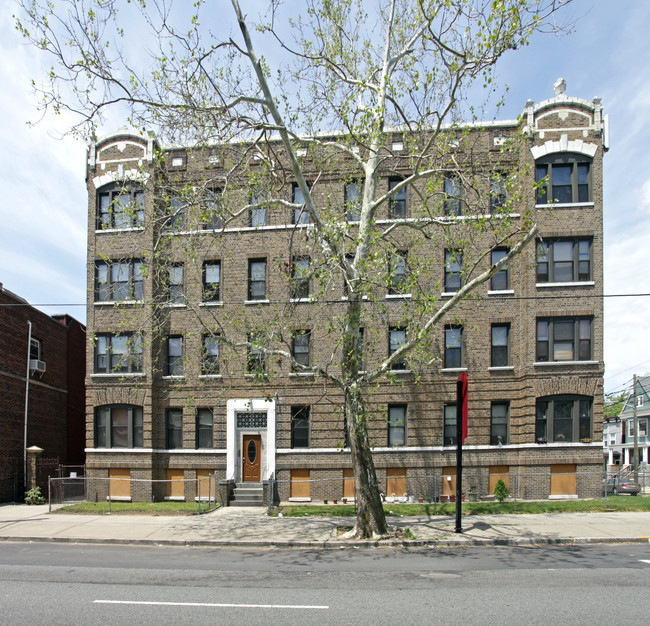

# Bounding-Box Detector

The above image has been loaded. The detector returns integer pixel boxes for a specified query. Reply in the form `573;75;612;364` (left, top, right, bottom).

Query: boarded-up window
290;469;310;499
108;468;130;499
441;466;456;496
489;465;510;494
386;468;407;497
166;469;185;499
550;464;576;496
196;470;212;499
343;468;355;499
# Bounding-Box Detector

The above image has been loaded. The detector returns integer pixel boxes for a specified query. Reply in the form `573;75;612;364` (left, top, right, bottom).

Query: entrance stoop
230;482;264;506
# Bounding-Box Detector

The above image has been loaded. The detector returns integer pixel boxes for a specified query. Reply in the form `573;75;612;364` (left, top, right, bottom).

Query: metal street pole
633;374;639;482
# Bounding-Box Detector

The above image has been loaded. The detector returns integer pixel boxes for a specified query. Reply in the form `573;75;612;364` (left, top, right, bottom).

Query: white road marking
640;560;650;565
94;600;329;610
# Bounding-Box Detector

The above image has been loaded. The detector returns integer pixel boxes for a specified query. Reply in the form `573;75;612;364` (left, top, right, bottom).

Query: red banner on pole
458;371;468;444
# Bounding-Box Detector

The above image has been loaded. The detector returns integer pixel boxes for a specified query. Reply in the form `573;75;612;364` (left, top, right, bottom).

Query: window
250;190;267;227
490;172;507;213
196;408;213;448
356;327;365;372
491;402;509;445
388;178;407;218
94;405;143;448
444;174;462;215
444;250;462;292
247;333;266;374
168;264;184;303
166;409;183;449
536;238;592;283
389;327;407;370
202;261;221;302
443;403;457;446
388;404;406;446
202;189;223;229
444;326;463;369
292;183;310;224
345;182;362;221
535;395;592;442
388;251;408;294
292;330;311;369
248;259;267;300
95;260;144;302
291;257;310;299
97;184;144;229
291;406;310;448
491;324;510;367
201;334;220;375
165;336;183;376
536;318;592;362
168;194;185;229
535;153;591;204
95;333;142;374
29;338;41;361
490;249;509;291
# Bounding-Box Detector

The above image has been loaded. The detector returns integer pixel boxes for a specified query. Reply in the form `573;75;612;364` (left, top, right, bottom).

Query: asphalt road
1;543;649;624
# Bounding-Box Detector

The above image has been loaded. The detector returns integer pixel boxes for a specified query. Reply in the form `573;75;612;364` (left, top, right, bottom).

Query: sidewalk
1;503;649;548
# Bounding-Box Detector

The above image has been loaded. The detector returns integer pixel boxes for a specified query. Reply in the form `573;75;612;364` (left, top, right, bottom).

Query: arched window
535;152;591;204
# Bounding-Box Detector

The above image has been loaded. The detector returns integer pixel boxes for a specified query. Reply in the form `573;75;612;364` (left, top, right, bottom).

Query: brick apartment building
85;84;606;504
0;284;86;501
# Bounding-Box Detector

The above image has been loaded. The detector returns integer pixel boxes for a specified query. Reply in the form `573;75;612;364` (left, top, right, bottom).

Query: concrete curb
2;535;649;549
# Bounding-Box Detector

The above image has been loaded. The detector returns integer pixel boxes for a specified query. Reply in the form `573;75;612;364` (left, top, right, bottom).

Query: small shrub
25;486;44;505
493;479;509;502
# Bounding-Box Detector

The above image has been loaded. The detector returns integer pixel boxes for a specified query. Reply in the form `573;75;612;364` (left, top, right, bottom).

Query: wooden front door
242;434;262;481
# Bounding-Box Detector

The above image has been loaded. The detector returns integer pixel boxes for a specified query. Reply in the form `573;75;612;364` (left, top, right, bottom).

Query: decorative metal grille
236;412;267;428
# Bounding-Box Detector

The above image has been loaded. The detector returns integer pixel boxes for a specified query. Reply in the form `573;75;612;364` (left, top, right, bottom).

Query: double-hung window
536;238;592;283
291;406;310;448
388;405;406;447
536;395;592;442
95;333;142;374
388;178;407;218
444;326;463;369
97;184;144;229
388;251;408;295
248;259;267;300
536;318;592;362
291;257;310;299
292;183;310;224
491;324;510;367
444;174;462;215
168;264;184;304
166;409;183;449
202;261;221;302
196;408;213;448
94;405;143;448
292;330;311;369
202;189;223;229
345;182;362;221
535;154;591;204
247;333;266;374
490;402;509;445
201;334;220;375
95;260;144;302
165;336;183;376
168;194;185;229
444;250;462;292
250;190;267;227
490;248;509;291
443;403;457;446
490;172;507;213
389;327;407;370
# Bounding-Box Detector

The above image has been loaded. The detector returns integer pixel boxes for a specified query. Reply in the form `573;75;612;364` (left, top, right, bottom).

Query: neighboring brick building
85;84;606;503
0;284;86;501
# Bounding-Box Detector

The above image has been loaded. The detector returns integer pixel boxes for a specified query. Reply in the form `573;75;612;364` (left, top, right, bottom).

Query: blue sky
1;0;648;395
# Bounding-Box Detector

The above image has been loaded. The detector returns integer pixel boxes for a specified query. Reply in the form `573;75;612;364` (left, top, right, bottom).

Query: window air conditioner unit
29;359;46;373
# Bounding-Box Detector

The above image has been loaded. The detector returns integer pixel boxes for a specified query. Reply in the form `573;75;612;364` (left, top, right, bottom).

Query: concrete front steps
230;482;264;507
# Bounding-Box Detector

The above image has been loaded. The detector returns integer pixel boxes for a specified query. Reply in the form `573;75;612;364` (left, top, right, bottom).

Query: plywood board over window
108;468;131;500
290;469;310;500
441;466;456;497
488;465;510;494
550;464;577;496
166;469;185;499
386;468;407;498
343;468;355;499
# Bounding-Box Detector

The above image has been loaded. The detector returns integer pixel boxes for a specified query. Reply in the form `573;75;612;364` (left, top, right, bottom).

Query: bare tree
17;0;573;538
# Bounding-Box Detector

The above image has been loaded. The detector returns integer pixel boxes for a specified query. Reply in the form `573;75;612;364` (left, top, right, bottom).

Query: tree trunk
345;385;388;539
